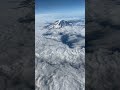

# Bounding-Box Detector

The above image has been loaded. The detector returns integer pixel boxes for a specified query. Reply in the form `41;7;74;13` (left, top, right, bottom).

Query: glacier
35;15;85;90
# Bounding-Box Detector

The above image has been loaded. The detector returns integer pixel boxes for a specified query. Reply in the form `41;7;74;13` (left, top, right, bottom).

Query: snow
35;15;85;90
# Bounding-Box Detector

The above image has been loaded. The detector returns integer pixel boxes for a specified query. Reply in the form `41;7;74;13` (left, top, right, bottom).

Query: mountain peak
44;19;84;29
53;20;71;28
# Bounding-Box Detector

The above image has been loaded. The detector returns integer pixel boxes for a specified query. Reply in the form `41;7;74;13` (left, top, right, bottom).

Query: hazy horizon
35;0;85;15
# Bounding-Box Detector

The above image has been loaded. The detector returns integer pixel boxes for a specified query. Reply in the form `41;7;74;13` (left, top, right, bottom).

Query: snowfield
35;15;85;90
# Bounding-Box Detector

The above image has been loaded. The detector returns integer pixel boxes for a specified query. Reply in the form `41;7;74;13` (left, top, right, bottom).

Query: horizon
35;0;85;16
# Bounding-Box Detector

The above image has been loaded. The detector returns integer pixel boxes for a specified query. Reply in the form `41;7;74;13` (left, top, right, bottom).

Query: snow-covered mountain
44;19;85;29
35;18;85;90
54;20;72;28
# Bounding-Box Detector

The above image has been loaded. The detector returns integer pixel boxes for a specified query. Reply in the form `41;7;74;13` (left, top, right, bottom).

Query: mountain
35;18;85;90
44;19;84;29
54;20;72;28
44;20;72;29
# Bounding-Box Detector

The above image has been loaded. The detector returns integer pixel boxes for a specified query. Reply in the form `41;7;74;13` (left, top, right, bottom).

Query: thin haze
35;0;85;15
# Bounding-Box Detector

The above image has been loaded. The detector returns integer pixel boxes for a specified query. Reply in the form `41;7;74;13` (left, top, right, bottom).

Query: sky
35;0;85;15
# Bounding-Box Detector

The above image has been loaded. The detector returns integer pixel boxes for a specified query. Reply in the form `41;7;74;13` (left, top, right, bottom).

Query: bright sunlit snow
35;14;85;90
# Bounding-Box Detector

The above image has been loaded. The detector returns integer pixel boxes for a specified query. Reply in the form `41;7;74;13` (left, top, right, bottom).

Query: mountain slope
35;18;85;90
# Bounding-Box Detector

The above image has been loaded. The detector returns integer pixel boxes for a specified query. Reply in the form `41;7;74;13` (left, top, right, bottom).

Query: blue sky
35;0;85;15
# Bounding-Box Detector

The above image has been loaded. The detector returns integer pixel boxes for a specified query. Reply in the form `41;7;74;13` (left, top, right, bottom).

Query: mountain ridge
35;18;85;90
44;19;85;29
